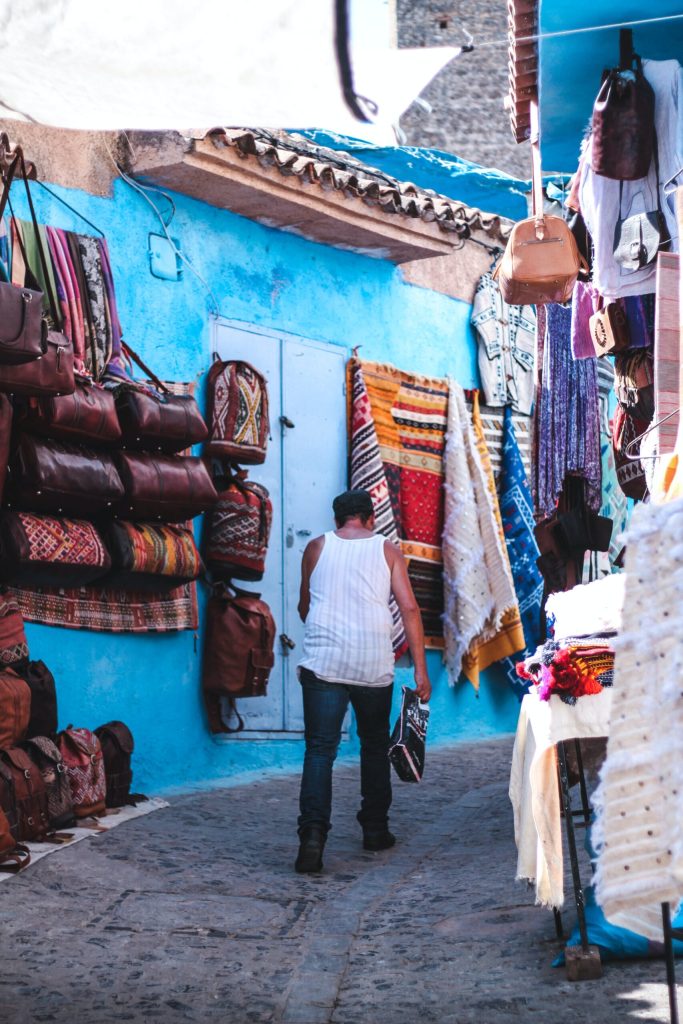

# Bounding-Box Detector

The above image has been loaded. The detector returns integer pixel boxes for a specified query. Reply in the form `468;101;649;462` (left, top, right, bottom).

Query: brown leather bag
6;434;125;516
0;668;31;748
22;377;121;445
592;49;655;181
115;342;208;453
495;105;586;305
0;746;49;841
115;451;218;523
202;585;275;733
94;721;135;808
589;300;631;356
0;804;29;872
23;736;75;830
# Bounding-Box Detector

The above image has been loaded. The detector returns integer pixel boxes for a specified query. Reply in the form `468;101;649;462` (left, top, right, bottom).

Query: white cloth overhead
509;689;613;909
594;498;683;940
0;0;458;138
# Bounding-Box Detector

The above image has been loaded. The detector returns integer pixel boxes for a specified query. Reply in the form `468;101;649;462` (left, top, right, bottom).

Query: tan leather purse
589;300;631;356
495;104;587;305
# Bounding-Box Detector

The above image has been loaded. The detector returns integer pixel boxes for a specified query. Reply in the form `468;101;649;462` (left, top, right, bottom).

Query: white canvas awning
0;0;458;142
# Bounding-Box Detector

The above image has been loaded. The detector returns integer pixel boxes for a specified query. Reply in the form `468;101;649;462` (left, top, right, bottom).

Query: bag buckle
90;754;97;765
23;769;31;780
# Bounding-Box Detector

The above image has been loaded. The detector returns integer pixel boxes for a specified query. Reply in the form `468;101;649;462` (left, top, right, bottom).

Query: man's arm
385;541;432;701
298;536;324;622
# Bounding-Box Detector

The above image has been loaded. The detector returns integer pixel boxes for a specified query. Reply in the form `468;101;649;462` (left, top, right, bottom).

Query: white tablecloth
509;689;612;909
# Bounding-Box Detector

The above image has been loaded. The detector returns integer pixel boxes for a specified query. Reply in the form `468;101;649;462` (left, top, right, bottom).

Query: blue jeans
298;667;393;836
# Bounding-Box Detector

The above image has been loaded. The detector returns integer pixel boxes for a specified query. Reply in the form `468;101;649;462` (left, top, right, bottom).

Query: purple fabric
571;281;601;359
624;294;655;349
534;302;602;517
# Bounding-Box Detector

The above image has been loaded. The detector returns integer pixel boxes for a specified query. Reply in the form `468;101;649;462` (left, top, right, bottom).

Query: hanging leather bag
613;134;670;273
202;585;275;733
22;377;121;445
589;298;631;356
0;805;29;872
205;359;270;464
105;521;203;592
592;51;655;181
6;434;125;516
114;341;208;453
114;451;217;522
0;668;31;748
0;746;49;841
0;153;47;366
0;511;112;588
0;153;75;398
22;736;74;830
16;660;58;740
58;726;106;818
94;721;136;808
205;468;272;582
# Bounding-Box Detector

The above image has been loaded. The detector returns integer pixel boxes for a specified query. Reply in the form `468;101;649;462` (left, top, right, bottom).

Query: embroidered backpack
205;360;269;465
205;469;272;582
58;727;106;818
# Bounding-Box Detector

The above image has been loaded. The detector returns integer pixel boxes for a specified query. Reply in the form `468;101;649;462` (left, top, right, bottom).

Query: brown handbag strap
530;100;545;233
120;339;169;394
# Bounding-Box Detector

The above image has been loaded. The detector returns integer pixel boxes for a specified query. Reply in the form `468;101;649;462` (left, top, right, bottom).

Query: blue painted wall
8;172;521;795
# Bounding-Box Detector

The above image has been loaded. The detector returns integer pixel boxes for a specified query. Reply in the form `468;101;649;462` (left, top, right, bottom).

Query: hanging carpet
348;360;447;649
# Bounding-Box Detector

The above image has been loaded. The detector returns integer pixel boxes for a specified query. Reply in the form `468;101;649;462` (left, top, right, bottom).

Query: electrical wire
452;11;683;52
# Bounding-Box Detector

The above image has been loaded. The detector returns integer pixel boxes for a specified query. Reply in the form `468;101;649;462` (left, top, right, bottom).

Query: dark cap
332;489;374;520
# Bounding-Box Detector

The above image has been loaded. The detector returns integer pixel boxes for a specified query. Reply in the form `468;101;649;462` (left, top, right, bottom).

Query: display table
509;688;612;910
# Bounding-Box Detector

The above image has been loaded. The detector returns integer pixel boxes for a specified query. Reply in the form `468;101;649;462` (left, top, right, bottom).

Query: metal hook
624;407;680;461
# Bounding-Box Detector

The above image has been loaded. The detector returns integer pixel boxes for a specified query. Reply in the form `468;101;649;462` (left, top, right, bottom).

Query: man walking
295;488;431;873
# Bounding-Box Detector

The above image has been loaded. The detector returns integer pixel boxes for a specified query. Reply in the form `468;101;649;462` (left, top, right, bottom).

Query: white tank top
298;531;394;687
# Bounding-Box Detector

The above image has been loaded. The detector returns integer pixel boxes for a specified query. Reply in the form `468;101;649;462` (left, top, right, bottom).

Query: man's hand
414;670;432;702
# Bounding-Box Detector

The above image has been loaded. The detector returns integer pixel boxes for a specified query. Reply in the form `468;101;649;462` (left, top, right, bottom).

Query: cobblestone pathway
0;738;676;1023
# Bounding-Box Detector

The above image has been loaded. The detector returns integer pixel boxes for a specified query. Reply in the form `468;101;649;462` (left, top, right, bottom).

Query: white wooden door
211;320;347;733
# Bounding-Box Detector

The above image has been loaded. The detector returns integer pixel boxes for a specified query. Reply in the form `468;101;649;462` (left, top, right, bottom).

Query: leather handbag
0;511;112;587
613;404;649;500
592;51;655;181
0;746;50;841
205;470;272;582
94;721;136;808
16;660;58;740
589;299;631;356
58;727;106;818
202;585;275;733
6;434;124;516
613;134;670;272
0;758;19;843
0;154;47;366
105;521;203;592
115;451;218;522
22;377;121;445
22;736;75;830
0;668;31;748
205;359;270;464
115;342;208;454
495;111;586;306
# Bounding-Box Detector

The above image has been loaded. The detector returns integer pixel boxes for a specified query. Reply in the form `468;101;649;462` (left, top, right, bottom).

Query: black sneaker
295;825;326;873
363;830;396;852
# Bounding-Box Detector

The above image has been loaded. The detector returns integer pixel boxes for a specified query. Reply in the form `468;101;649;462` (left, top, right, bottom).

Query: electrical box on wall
148;233;183;281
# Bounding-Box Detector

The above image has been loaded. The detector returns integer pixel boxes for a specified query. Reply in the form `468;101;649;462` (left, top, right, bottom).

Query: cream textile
594;498;683;940
510;690;613;909
442;381;517;683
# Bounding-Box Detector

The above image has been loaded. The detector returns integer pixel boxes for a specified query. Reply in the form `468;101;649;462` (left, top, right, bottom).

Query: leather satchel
0;668;31;748
6;434;124;516
16;660;58;740
94;721;136;808
589;300;631;356
115;342;208;453
115;451;218;523
202;585;275;733
495;110;586;305
22;736;75;831
592;52;655;180
105;521;203;592
0;511;112;588
0;746;50;841
58;727;106;818
22;377;121;445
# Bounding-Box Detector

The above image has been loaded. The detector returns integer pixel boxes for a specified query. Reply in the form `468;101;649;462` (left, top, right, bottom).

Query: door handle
280;633;296;653
296;529;311;537
279;415;295;429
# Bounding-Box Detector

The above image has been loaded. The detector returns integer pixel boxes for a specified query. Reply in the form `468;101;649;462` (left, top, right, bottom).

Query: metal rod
553;908;564;941
663;902;680;1024
574;739;592;829
557;740;589;951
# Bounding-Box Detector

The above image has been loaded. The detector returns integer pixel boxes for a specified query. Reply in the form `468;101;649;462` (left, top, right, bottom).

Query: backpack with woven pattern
205;470;272;582
205;360;269;464
58;727;106;818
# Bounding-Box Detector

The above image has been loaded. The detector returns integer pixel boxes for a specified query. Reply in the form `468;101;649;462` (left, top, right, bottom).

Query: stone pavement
0;738;677;1024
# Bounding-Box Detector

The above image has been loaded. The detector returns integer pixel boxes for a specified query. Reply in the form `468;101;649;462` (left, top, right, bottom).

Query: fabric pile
517;636;615;704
